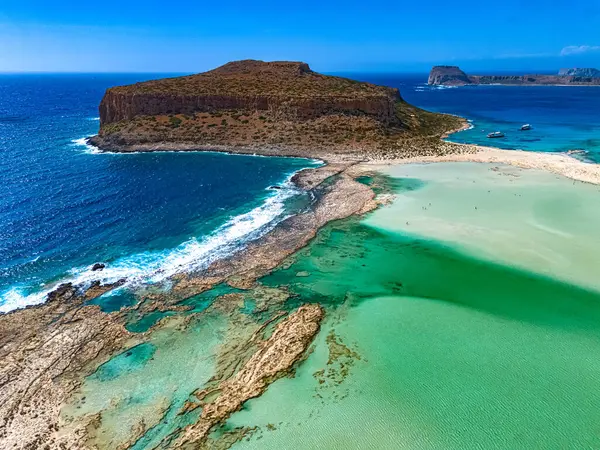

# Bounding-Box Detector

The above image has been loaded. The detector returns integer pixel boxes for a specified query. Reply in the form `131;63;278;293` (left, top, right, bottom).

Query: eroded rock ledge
0;282;131;449
173;304;324;448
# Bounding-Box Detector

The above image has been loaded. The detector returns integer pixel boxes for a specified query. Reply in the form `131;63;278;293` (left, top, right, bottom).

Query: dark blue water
0;74;316;311
349;73;600;161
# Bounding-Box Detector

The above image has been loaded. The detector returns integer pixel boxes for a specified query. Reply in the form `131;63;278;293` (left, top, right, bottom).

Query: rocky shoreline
0;158;379;449
6;116;600;448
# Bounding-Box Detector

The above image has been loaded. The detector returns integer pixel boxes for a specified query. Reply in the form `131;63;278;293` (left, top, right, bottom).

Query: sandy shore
358;144;600;186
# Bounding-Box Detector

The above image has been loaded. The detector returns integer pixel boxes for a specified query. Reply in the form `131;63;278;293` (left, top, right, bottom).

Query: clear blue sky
1;0;599;73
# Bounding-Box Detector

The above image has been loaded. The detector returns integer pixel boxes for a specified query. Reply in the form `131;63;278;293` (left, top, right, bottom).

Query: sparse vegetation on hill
92;60;465;159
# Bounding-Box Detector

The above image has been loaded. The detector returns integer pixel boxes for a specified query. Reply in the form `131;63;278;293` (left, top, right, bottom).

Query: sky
1;1;599;73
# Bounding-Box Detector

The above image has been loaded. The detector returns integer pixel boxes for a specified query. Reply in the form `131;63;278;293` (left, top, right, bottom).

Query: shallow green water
368;162;600;292
65;162;600;449
224;163;600;449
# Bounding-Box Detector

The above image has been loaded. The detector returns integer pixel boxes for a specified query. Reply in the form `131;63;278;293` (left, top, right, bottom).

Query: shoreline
433;83;600;88
357;144;600;185
0;160;377;449
4;126;600;448
84;136;342;163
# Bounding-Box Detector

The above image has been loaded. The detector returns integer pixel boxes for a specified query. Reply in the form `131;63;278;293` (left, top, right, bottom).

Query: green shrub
169;116;182;128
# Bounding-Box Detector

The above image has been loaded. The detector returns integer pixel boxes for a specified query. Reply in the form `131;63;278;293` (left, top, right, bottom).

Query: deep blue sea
1;72;598;312
0;74;317;311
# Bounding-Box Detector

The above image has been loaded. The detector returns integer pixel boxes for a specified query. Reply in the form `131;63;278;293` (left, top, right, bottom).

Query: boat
487;131;505;138
520;124;532;131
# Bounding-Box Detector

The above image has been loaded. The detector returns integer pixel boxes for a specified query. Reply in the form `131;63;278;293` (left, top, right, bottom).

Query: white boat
520;124;532;131
487;131;505;138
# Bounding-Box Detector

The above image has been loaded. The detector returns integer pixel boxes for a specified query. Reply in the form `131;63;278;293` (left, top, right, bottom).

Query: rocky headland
428;65;600;86
89;59;465;160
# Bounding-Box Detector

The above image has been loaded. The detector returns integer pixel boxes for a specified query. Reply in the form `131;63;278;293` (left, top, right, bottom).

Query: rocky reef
429;65;600;86
173;304;324;448
90;60;464;159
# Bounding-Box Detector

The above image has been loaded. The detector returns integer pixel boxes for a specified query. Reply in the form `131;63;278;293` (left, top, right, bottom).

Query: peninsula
428;65;600;86
89;59;464;159
6;59;600;450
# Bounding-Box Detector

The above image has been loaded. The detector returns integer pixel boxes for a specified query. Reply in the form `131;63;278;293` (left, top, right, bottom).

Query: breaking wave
0;178;302;313
71;136;101;154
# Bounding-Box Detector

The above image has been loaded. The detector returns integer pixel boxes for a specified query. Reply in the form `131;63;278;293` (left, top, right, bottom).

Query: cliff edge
90;60;464;159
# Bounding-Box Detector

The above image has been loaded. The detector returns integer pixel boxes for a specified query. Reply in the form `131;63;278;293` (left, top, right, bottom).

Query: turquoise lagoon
68;162;600;449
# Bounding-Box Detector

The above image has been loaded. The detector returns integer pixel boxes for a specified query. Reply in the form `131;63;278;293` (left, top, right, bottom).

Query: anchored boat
487;131;505;138
520;124;532;131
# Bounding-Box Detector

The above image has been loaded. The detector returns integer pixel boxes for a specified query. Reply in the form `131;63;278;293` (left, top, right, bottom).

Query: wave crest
0;177;302;313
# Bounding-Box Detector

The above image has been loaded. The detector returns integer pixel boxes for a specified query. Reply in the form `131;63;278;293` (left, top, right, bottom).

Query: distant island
428;65;600;86
89;60;464;159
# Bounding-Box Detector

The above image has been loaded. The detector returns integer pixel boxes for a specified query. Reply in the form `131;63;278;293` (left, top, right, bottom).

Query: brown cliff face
99;91;401;125
98;60;401;125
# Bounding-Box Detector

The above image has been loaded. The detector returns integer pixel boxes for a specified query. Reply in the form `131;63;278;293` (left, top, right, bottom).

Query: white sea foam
414;84;460;92
71;135;101;154
432;85;458;90
0;287;48;314
0;176;301;313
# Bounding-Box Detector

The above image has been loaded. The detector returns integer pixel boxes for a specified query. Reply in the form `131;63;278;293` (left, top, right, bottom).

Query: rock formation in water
429;65;600;86
173;304;324;447
90;60;464;158
0;160;384;449
427;66;472;86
